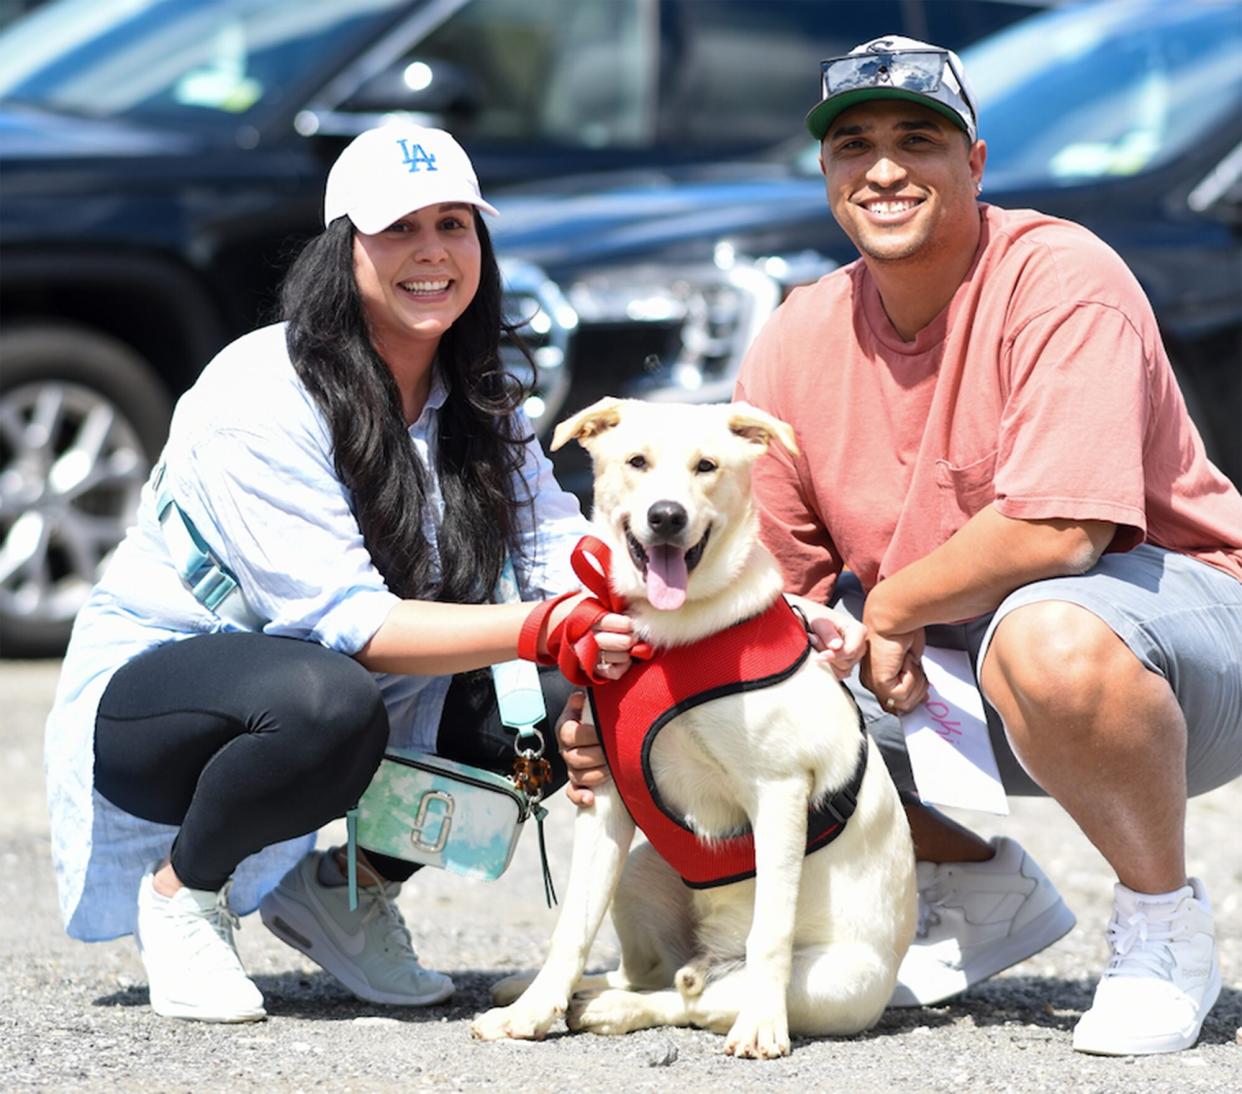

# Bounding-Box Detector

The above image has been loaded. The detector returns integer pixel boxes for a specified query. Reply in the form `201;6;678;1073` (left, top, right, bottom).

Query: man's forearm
864;506;1116;636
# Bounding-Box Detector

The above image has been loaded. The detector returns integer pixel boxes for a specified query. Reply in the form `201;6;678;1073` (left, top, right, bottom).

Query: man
560;33;1240;1055
726;35;1242;1055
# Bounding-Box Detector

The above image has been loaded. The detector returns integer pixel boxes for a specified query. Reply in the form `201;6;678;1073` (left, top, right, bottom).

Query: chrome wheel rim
0;381;149;629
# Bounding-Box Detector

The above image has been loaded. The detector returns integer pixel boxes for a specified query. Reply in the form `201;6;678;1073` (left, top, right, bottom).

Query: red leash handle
570;535;627;612
518;590;575;666
516;536;652;685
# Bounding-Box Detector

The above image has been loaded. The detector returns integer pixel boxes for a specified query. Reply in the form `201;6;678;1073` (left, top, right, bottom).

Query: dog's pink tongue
646;544;688;610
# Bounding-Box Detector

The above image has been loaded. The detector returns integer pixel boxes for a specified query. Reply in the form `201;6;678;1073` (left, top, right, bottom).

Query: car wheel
0;325;172;657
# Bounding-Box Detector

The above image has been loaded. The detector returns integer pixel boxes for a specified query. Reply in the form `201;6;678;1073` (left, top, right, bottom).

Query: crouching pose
44;125;633;1022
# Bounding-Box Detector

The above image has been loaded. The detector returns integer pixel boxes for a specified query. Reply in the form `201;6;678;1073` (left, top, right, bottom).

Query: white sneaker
1072;878;1221;1056
135;865;266;1022
890;836;1076;1007
260;850;455;1006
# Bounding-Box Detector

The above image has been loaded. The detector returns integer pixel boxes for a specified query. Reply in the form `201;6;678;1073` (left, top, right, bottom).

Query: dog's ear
551;397;625;451
727;404;800;457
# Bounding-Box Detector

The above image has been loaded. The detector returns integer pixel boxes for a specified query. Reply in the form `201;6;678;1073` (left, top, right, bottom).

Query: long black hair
280;213;533;604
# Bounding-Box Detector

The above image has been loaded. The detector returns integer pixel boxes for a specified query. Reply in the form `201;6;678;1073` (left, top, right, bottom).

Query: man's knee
980;600;1149;723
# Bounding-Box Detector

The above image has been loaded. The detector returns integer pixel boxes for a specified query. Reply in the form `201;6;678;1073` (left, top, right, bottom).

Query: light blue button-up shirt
44;322;589;941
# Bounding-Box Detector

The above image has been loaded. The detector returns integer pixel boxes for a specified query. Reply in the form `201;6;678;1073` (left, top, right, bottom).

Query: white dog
471;398;915;1059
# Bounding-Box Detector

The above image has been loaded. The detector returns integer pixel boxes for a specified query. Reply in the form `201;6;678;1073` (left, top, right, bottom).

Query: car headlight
563;247;836;403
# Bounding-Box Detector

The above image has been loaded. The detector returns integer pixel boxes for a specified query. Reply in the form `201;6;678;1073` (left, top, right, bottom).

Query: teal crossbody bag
344;556;558;909
345;748;539;882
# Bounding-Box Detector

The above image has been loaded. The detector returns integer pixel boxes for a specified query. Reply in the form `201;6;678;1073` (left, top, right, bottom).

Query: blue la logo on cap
396;138;438;173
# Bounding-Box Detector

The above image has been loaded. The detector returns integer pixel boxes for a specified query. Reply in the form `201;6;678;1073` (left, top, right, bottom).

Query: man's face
818;100;985;265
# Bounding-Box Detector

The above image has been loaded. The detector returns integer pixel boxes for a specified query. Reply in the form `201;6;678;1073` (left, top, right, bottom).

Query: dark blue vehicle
0;0;1046;654
492;0;1242;499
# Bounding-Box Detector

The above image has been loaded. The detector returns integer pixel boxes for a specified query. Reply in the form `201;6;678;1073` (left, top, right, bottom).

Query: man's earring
975;181;984;194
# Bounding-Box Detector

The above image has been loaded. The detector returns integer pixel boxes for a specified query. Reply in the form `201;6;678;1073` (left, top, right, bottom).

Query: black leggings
94;632;572;890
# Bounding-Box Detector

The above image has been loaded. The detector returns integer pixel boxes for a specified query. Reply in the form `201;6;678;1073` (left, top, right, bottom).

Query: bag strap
489;554;558;906
152;463;267;631
490;554;548;737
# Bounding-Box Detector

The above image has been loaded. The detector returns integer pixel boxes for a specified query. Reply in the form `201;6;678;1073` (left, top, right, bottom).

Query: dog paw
469;1000;563;1041
566;988;651;1036
489;971;536;1006
674;957;709;998
724;1008;790;1059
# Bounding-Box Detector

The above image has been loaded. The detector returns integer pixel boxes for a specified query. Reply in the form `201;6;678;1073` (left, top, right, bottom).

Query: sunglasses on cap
820;47;976;125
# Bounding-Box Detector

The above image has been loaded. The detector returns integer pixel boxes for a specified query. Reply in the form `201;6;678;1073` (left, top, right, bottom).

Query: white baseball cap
323;123;499;235
806;35;977;143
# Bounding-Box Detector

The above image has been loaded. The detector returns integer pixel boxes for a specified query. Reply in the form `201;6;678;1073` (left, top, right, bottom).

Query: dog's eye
626;454;648;470
695;458;718;474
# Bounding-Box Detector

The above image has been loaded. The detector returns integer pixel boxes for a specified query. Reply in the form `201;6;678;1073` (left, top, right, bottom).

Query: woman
43;125;633;1022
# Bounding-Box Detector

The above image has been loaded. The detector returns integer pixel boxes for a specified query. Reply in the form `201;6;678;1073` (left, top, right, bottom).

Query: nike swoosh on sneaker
276;881;368;958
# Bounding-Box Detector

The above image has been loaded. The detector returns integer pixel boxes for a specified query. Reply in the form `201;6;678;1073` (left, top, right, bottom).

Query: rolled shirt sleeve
169;425;398;654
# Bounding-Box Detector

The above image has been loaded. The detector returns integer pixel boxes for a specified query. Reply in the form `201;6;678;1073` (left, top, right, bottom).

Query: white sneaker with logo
135;865;266;1022
889;836;1076;1007
1072;878;1220;1055
260;850;455;1006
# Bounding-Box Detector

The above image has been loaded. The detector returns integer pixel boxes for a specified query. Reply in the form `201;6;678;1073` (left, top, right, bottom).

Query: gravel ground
4;659;1239;1092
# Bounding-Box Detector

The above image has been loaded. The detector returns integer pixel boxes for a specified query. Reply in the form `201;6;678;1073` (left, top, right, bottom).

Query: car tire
0;324;172;658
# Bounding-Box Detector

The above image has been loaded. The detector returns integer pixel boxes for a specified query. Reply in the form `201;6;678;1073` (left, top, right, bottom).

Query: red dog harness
525;537;867;889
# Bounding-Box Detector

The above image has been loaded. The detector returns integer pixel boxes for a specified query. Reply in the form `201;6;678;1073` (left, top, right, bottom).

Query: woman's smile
353;202;482;353
399;278;452;296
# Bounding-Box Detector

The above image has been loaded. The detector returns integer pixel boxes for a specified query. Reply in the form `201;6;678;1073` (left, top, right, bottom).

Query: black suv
0;0;1045;655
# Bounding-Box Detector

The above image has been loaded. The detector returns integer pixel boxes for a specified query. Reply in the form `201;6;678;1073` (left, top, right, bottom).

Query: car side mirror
339;57;483;121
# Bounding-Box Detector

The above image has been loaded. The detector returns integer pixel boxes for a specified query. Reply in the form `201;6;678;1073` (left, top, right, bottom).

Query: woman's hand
555;690;609;807
546;592;636;681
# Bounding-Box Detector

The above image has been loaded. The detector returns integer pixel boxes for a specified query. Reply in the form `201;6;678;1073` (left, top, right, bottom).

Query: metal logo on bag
396;139;438;173
409;789;454;853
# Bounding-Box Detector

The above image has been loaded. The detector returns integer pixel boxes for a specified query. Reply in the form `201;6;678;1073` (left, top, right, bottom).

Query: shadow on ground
93;969;503;1023
873;975;1242;1047
92;971;1242;1048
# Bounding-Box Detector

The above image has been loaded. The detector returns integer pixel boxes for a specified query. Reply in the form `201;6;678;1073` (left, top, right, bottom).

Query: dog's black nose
647;500;688;540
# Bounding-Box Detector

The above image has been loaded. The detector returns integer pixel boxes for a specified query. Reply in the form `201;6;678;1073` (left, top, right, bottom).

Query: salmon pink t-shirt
735;205;1242;602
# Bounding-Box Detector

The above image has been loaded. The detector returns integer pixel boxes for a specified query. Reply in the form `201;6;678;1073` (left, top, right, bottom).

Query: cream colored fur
470;398;916;1059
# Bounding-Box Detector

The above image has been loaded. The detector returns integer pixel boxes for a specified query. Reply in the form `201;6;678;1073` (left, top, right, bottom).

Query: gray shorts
833;544;1242;799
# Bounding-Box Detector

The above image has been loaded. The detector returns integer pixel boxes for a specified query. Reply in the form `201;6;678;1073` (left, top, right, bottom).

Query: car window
402;0;654;147
920;1;1050;48
965;2;1242;187
663;0;1047;146
0;0;406;125
665;0;897;144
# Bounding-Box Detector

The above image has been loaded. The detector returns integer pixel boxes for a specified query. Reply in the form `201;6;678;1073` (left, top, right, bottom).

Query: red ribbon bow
518;535;653;686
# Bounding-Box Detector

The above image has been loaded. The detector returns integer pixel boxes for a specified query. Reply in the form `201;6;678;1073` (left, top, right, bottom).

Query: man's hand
861;625;928;715
556;690;609;807
787;595;868;679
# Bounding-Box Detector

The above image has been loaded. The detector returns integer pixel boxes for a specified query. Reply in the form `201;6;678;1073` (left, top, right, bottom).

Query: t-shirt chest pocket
935;448;998;540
